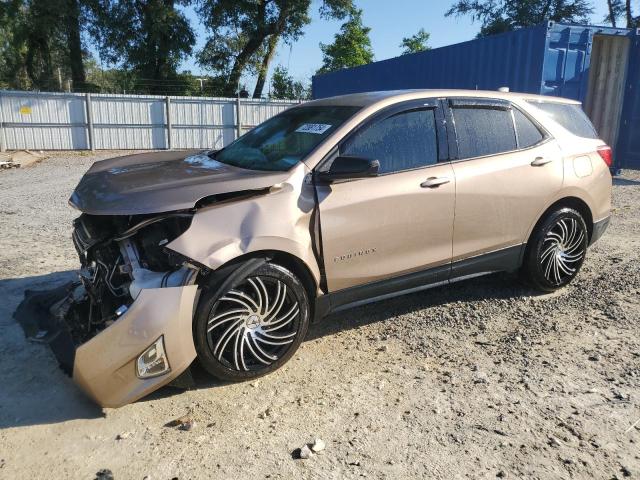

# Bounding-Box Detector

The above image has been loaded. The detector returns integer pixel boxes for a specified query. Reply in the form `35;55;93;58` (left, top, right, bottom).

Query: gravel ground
0;152;638;480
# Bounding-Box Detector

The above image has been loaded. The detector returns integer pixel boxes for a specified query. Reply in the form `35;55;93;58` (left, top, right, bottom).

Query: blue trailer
312;22;640;169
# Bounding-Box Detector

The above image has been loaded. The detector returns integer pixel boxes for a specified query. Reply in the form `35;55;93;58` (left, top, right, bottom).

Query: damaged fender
167;164;323;294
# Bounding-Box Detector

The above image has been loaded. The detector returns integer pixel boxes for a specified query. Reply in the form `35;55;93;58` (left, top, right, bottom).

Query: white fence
0;91;300;151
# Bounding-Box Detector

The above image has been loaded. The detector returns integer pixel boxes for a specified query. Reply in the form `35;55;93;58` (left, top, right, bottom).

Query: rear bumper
590;215;610;246
72;285;198;408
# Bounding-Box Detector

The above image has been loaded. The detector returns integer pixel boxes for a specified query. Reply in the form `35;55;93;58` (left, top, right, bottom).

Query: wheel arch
527;196;594;247
198;249;319;305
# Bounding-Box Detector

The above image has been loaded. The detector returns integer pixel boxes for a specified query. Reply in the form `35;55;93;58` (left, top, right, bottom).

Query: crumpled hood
69;150;291;215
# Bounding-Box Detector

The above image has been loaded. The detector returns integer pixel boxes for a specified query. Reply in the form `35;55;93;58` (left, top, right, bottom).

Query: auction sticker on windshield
295;123;333;134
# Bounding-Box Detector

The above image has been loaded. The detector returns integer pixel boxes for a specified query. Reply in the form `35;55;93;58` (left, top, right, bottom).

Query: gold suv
19;90;612;407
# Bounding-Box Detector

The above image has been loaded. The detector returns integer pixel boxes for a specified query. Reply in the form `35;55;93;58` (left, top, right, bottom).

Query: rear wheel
193;261;310;382
521;208;588;292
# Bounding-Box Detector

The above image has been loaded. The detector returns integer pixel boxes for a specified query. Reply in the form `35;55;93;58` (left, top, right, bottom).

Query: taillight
597;145;613;167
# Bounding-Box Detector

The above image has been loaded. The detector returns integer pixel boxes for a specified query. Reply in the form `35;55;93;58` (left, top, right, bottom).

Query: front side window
527;101;598;139
214;105;360;171
452;106;517;159
341;108;438;174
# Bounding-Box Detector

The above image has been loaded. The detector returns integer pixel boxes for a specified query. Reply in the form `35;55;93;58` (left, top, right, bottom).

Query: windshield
213;105;360;171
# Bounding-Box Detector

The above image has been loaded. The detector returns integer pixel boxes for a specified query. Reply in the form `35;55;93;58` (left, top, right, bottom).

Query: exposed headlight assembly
136;336;170;378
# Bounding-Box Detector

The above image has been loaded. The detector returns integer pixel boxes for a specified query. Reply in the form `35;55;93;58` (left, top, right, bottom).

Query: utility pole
57;68;63;90
196;78;205;93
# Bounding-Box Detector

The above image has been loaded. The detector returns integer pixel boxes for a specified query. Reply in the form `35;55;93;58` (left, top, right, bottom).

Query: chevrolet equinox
18;90;612;407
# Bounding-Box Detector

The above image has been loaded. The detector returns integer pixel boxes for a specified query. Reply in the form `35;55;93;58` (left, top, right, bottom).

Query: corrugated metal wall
312;23;548;98
91;94;167;150
0;92;88;149
170;97;235;149
0;91;299;151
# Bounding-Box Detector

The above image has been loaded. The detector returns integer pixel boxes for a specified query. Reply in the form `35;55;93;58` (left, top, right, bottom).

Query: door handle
531;157;552;166
421;176;451;188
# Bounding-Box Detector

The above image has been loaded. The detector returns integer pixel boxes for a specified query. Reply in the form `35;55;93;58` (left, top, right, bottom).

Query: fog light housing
136;336;170;378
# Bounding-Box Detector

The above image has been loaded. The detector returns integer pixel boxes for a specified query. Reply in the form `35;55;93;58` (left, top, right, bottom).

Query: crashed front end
17;211;202;407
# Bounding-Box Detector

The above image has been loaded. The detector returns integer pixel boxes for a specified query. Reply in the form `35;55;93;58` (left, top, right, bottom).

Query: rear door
315;99;455;292
446;98;564;269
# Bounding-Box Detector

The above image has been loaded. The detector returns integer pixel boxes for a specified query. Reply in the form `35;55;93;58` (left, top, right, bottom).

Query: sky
180;0;611;91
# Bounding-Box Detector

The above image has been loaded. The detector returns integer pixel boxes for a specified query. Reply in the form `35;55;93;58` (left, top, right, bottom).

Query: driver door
315;100;456;292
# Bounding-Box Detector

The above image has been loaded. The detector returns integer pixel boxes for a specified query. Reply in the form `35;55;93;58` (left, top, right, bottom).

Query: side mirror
315;156;380;183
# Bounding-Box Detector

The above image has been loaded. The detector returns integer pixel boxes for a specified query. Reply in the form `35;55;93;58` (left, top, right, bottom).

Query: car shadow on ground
613;177;640;186
0;269;539;427
306;272;536;341
0;271;105;429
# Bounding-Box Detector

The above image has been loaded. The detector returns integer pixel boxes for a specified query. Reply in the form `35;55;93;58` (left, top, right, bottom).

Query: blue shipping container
312;22;640;168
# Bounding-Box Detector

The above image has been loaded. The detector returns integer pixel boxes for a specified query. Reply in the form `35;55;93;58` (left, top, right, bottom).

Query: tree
197;31;265;84
0;0;94;91
20;0;70;90
0;0;31;89
604;0;622;26
400;28;431;55
270;64;307;99
624;0;639;27
317;9;374;74
198;0;354;98
253;33;280;98
65;0;86;88
89;0;196;93
446;0;594;37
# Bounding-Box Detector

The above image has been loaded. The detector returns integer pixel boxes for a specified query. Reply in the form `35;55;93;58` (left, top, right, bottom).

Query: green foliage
197;31;266;80
604;0;625;26
198;0;355;96
317;9;374;74
270;65;308;99
88;0;195;92
84;57;228;95
619;0;640;28
400;28;431;55
0;0;68;90
0;0;95;91
0;1;30;89
446;0;594;37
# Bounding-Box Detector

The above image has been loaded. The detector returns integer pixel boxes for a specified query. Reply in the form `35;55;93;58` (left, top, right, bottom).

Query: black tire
193;260;310;382
521;207;589;292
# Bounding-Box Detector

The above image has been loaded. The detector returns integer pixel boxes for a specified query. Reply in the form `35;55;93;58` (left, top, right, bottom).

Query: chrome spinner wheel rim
206;276;300;372
540;217;586;285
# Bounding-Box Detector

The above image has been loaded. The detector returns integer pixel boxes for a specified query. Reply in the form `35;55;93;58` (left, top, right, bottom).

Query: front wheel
521;208;589;292
193;261;310;382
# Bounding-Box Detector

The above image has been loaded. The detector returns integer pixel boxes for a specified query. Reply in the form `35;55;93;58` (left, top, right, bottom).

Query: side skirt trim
314;244;524;321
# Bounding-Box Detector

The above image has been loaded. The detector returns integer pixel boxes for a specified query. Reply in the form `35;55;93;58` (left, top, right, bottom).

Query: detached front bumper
16;284;199;408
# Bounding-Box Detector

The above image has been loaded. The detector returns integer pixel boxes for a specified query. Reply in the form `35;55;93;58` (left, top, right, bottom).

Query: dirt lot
0;152;638;480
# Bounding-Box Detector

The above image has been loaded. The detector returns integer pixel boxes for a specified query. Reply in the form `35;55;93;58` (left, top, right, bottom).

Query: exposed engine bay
66;211;199;344
14;210;204;378
12;148;303;406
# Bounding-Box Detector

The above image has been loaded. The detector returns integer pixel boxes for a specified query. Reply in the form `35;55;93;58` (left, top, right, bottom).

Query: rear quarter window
527;101;598;139
513;108;544;148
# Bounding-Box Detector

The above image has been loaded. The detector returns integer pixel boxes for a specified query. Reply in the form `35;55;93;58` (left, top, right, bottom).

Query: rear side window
452;107;516;158
527;101;598;139
513;108;544;148
342;108;438;174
